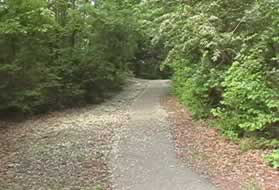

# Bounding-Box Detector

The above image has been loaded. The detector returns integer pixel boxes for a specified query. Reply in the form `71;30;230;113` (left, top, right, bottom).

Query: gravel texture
0;78;147;190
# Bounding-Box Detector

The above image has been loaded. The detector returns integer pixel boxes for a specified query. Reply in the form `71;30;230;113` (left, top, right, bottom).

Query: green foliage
94;185;104;190
137;0;279;138
124;0;172;79
213;54;279;134
239;138;279;152
0;0;139;115
265;149;279;169
134;1;279;171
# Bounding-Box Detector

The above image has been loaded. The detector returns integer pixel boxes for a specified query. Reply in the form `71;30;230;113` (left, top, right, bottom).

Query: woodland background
0;0;278;168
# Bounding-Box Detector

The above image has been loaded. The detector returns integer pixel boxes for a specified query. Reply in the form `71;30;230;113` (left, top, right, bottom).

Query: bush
137;0;279;138
265;150;279;169
213;53;279;135
0;0;139;115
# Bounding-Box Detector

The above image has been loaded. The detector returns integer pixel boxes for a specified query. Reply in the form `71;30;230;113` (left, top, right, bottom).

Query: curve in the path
110;80;217;190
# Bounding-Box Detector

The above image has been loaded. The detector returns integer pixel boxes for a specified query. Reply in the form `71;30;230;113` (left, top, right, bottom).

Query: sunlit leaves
138;0;279;138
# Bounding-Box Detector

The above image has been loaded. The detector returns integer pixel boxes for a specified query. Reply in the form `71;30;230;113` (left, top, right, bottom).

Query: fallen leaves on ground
162;96;279;190
0;78;148;190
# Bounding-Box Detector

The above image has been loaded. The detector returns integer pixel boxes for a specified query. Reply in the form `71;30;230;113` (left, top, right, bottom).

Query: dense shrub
137;0;279;140
0;0;138;115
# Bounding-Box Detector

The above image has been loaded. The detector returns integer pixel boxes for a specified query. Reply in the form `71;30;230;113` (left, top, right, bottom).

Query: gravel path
0;79;217;190
110;80;216;190
0;78;147;190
